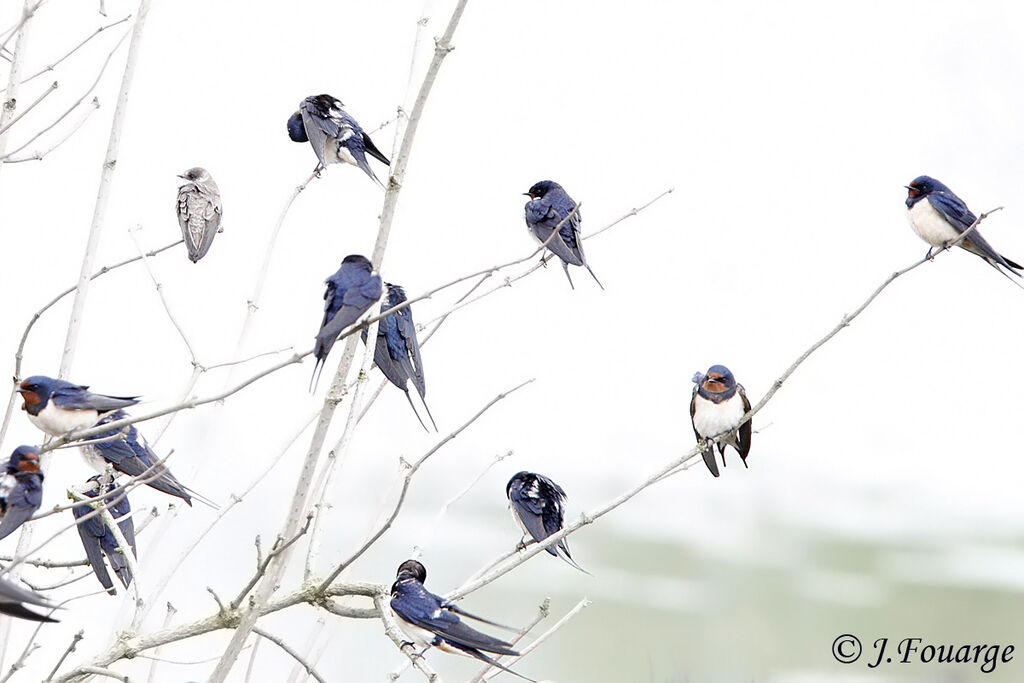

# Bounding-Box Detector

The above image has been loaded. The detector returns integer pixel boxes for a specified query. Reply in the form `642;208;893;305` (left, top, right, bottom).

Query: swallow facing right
362;283;437;431
690;365;752;478
506;471;587;573
389;560;535;682
17;375;138;437
176;166;223;263
86;410;199;506
523;180;603;290
287;94;390;187
0;446;44;542
0;575;56;622
73;475;136;595
312;254;382;391
905;175;1022;277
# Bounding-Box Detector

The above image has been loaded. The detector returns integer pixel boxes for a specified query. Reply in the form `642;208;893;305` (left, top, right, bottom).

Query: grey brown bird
176;167;223;263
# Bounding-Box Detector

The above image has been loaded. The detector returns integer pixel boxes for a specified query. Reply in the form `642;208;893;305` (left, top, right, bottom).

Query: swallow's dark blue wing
0;479;41;541
508;480;555;554
0;577;56;622
73;502;115;593
928;192;1023;271
50;385;138;413
91;414;193;505
73;484;135;593
391;584;518;657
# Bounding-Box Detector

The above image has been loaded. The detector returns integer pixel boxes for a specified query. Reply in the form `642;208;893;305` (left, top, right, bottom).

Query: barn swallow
287;94;390;187
361;283;437;431
690;365;752;478
17;375;138;437
73;475;136;595
0;446;44;542
312;254;382;391
523;180;603;290
85;410;200;506
905;175;1022;277
176;166;223;263
389;560;535;682
506;471;587;573
0;575;56;622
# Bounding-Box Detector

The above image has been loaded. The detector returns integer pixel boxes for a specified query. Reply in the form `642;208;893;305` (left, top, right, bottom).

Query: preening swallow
361;283;437;431
389;560;535;682
0;446;44;542
287;94;390;187
905;175;1022;277
18;375;138;437
73;475;136;595
312;254;382;391
0;575;56;622
176;166;223;263
506;471;587;573
524;180;603;290
85;410;201;506
690;365;752;478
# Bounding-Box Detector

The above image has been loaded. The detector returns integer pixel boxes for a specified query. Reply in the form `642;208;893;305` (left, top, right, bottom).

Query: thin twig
250;627;327;683
43;631;84;683
3;95;100;163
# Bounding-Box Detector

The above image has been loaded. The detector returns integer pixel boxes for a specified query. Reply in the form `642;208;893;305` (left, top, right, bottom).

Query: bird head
177;167;210;183
905;175;950;203
17;375;59;410
701;365;736;394
341;254;373;271
286;110;308;143
395;559;427;584
7;446;41;475
524;180;562;200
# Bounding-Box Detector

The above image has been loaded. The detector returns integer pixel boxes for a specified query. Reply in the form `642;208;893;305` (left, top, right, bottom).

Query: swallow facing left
176;166;223;263
0;575;56;622
390;560;535;682
506;471;587;573
312;254;382;390
73;475;136;595
690;365;752;478
905;175;1022;278
361;283;437;431
0;446;44;542
524;180;603;290
86;410;199;506
18;375;138;437
287;94;390;187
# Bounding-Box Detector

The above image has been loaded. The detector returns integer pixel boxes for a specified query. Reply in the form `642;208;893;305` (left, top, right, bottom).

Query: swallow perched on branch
524;180;603;290
312;254;382;391
0;575;56;622
506;471;587;573
18;375;138;437
287;94;390;187
361;283;436;430
176;166;223;263
73;475;136;595
389;560;535;682
905;175;1022;277
0;446;44;542
690;365;752;478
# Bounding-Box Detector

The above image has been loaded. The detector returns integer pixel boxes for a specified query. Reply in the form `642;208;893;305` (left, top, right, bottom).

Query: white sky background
1;0;1024;680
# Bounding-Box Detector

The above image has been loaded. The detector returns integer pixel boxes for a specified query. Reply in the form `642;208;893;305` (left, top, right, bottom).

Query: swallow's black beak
523;192;533;197
15;387;27;394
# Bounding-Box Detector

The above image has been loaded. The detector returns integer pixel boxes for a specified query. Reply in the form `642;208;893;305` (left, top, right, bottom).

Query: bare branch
3;95;100;163
0;79;57;136
482;599;589;680
43;631;83;683
375;591;441;683
251;627;327;683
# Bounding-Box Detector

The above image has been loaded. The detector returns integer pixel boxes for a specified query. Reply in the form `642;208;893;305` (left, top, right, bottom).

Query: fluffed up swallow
73;475;136;595
312;254;382;391
0;575;56;622
86;410;202;506
390;560;535;682
690;365;752;478
0;446;44;542
905;175;1022;278
176;167;223;263
361;283;437;431
287;94;390;187
524;180;603;290
18;375;138;437
506;471;587;573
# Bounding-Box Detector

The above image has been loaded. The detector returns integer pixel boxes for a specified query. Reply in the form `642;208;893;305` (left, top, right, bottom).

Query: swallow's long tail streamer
584;263;605;290
561;262;576;290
